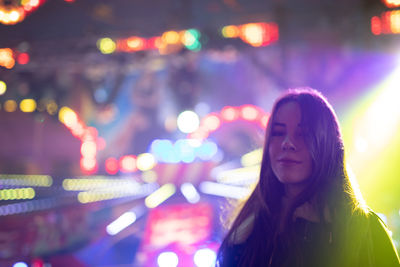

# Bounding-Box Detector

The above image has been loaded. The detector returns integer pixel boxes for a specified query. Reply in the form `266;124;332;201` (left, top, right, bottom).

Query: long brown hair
217;88;368;266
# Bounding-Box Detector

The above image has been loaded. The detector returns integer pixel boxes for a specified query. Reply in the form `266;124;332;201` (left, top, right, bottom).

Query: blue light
13;262;28;267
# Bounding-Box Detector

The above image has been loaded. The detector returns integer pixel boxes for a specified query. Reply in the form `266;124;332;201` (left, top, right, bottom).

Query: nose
282;135;296;151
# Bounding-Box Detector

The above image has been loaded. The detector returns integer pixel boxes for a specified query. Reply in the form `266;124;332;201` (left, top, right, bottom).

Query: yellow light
241;148;263;167
0;80;6;95
0;187;35;200
46;100;58;115
390;10;400;34
0;48;15;69
58;106;78;126
162;31;180;44
222;25;240;38
241;23;264;47
97;38;116;54
145;183;176;208
4;100;17;112
141;170;158;183
20;98;37;112
136;153;156;171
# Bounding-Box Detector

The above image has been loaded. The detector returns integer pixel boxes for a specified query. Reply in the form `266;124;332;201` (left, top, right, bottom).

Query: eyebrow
272;122;304;127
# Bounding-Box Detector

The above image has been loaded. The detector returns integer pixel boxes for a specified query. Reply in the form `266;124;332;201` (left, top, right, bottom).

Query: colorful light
17;52;29;65
162;31;180;44
0;48;15;69
221;106;239;121
80;157;97;173
120;155;137;173
19;99;36;112
157;252;179;267
180;183;200;203
199;181;251;199
202;114;221;131
181;29;201;51
0;80;6;95
371;10;400;35
193;248;217;267
97;38;116;54
106;211;137;235
241;105;259;121
177;110;200;133
105;157;119;174
0;188;35;200
383;0;400;8
136;153;157;171
81;141;97;158
221;25;240;38
4;100;17;112
145;183;176;208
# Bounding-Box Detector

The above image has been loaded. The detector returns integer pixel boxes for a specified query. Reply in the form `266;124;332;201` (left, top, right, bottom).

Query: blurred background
0;0;400;266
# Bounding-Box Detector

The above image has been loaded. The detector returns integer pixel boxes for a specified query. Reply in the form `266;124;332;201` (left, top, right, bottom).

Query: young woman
217;88;399;266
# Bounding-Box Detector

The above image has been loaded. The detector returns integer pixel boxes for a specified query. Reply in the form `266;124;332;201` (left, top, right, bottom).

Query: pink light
80;157;97;173
120;155;137;173
81;141;97;158
202;114;221;131
105;157;119;175
240;105;259;121
221;106;239;121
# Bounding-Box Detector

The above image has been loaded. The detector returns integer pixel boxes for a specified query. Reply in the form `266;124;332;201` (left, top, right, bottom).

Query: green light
182;29;201;51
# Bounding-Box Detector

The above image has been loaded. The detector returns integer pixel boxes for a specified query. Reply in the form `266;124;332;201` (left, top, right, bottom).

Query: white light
157;251;179;267
106;211;137;235
180;183;200;203
13;263;28;267
194;248;217;267
177;110;200;133
199;181;251;199
355;136;368;153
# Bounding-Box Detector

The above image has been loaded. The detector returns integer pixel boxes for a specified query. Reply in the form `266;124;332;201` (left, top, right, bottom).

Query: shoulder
229;213;255;245
363;210;400;266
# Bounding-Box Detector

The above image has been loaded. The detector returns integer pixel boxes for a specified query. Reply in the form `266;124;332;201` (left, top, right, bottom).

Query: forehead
273;101;302;124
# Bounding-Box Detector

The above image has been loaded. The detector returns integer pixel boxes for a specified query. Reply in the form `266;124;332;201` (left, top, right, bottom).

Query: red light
17;53;30;65
382;0;400;8
371;16;382;35
120;155;137;172
105;157;119;174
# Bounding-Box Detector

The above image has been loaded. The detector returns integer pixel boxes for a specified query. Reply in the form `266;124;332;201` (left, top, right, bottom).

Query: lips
277;158;301;164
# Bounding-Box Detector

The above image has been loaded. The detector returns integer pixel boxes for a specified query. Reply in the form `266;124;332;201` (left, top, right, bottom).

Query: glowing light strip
77;183;157;204
144;183;176;208
180;183;200;203
216;165;260;186
0;187;35;200
0;174;52;187
199;181;251;199
63;178;140;191
106;206;146;235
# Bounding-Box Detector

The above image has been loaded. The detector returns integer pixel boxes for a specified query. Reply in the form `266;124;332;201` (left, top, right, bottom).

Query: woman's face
268;101;312;191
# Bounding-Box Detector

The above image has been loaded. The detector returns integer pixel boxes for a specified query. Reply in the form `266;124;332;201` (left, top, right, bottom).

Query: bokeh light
193;248;217;267
19;99;37;112
4;100;17;112
97;38;116;54
177;110;200;133
157;252;178;267
0;80;7;95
